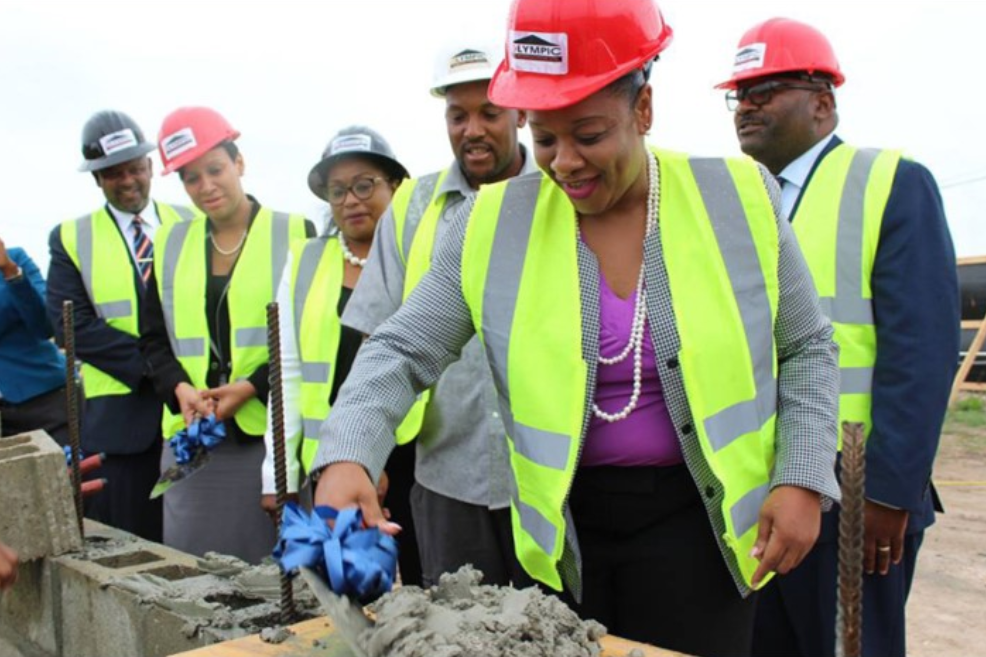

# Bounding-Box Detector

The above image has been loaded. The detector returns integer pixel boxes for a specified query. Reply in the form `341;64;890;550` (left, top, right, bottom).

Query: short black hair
604;58;656;107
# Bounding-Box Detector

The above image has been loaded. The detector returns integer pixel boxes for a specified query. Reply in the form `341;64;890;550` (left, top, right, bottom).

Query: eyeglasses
725;80;828;111
326;176;386;206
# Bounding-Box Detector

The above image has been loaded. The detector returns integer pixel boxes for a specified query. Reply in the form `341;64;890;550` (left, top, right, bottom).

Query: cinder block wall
0;432;314;657
0;431;82;561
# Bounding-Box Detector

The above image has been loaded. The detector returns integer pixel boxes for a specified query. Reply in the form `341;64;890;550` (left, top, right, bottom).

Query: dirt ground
906;399;986;656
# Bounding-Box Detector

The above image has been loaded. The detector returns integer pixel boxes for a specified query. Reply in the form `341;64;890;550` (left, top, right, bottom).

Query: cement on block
0;431;81;561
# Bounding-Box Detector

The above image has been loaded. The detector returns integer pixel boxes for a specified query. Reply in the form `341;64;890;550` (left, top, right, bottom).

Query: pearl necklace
591;151;659;423
209;229;247;256
338;234;367;267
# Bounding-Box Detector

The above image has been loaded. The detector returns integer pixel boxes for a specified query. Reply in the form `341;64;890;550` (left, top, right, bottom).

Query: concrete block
0;431;82;561
0;557;60;656
1;520;319;657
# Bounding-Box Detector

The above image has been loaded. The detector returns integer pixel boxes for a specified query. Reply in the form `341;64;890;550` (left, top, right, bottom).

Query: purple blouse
580;272;683;468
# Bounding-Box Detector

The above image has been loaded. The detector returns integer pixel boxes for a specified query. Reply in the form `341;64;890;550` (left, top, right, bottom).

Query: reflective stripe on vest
389;169;451;444
60;203;191;398
291;237;344;473
792;145;899;445
460;149;779;591
678;156;778;579
156;208;308;437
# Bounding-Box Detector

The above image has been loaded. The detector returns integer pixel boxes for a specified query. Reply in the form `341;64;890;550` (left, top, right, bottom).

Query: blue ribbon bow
274;502;398;604
168;415;226;464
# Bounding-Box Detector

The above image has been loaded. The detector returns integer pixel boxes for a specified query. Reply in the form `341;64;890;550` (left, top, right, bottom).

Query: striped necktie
132;216;153;285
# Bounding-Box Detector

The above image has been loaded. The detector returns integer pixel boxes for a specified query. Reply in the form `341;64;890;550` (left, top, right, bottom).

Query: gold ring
877;546;891;553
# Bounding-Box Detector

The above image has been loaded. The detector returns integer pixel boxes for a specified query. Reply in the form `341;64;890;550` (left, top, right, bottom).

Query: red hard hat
489;0;673;111
157;107;241;176
715;18;845;90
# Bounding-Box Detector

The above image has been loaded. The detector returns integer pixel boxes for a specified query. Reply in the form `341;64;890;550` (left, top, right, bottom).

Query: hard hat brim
430;71;495;98
488;53;655;112
714;65;846;91
307;153;410;202
159;130;241;177
78;142;156;173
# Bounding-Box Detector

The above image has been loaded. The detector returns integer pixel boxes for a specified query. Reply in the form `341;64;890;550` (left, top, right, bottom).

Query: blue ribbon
168;415;226;465
274;502;398;604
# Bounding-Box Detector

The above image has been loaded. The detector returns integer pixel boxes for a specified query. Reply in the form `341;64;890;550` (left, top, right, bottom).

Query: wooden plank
963;319;985;330
169;615;688;657
957;255;986;266
958;382;986;392
951;317;986;406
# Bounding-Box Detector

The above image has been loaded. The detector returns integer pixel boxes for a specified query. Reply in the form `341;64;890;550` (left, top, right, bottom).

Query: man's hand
174;382;213;428
0;237;18;279
751;485;822;587
314;462;400;534
206;381;256;422
0;541;18;591
864;500;908;575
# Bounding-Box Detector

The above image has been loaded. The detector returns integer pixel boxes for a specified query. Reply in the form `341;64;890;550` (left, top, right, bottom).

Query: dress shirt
777;132;835;221
108;201;161;266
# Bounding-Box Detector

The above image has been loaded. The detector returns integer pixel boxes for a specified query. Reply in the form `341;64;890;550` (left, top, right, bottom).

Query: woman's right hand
314;462;401;534
174;382;213;428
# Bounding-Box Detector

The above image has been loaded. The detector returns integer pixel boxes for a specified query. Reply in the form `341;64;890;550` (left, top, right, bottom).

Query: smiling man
718;18;960;657
46;110;197;542
337;39;538;588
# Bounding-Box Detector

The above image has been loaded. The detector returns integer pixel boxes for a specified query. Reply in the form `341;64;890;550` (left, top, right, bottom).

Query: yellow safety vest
461;149;781;592
387;168;452;443
154;208;308;437
60;203;195;398
291;236;344;473
792;145;900;447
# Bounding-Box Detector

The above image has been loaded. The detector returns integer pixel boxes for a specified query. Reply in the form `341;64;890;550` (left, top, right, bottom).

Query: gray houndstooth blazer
313;156;840;598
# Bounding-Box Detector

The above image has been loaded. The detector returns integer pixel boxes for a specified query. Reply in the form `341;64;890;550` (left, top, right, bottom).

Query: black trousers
567;465;757;657
0;386;69;445
752;514;923;657
84;438;163;543
383;441;422;586
411;482;532;588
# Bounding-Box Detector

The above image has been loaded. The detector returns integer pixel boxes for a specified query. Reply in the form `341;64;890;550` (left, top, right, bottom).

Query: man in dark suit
717;18;960;657
46;110;196;541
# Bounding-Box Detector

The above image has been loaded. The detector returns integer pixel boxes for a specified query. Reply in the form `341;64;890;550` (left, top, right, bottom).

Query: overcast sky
2;0;983;270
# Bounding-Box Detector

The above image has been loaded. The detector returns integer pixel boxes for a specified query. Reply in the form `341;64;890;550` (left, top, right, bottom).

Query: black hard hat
307;125;410;201
78;110;156;173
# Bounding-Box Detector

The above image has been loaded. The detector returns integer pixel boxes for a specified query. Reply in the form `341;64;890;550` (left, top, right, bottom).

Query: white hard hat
430;40;502;97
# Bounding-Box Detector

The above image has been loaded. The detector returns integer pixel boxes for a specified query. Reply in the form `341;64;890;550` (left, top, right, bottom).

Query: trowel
148;446;210;499
299;566;373;657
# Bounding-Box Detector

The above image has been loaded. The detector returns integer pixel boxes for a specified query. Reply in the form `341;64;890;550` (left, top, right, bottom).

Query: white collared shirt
108;201;161;266
777;132;836;221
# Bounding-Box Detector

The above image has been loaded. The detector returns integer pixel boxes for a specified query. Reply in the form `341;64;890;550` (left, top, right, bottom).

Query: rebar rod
267;301;295;624
62;300;84;538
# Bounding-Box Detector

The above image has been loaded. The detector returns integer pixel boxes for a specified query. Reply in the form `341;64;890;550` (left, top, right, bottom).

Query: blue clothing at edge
0;248;65;403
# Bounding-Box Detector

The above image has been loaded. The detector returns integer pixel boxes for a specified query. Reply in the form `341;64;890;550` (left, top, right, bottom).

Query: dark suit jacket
795;137;960;536
46;203;165;455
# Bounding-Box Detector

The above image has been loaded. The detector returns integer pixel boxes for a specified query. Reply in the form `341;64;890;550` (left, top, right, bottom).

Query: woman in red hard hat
312;0;840;653
140;107;313;564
